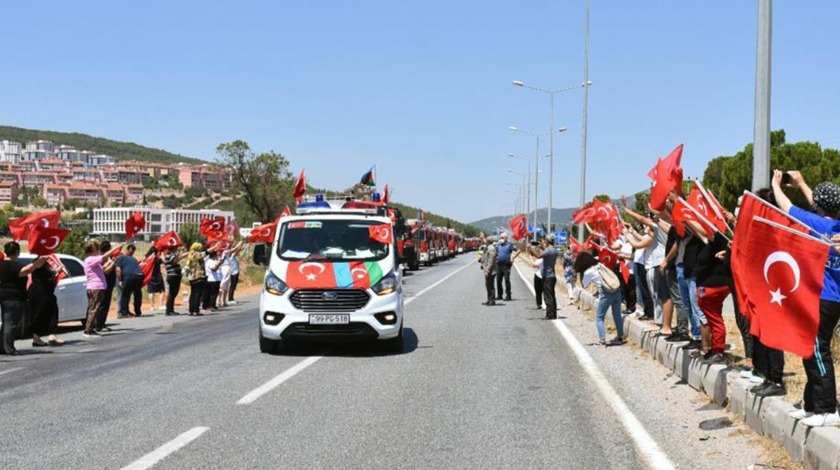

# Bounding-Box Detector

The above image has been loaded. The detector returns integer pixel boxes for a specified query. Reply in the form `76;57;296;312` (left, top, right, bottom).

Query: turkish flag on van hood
28;226;70;256
736;216;829;358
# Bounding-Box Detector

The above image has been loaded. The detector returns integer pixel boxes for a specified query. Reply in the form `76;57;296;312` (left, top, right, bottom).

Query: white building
0;140;22;163
92;207;235;241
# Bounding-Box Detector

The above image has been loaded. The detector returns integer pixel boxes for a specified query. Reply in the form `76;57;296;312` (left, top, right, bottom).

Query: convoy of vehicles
258;194;477;353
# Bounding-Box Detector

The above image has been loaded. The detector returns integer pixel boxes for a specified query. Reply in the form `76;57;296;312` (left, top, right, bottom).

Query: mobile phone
781;172;792;185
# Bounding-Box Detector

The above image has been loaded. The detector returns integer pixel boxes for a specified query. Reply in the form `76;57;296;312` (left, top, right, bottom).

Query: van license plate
309;314;350;325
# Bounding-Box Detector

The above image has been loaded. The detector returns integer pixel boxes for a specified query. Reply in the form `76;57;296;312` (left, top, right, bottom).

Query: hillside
470;207;577;235
0;126;204;164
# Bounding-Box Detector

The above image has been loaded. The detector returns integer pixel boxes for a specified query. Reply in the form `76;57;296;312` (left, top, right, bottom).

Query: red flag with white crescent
10;211;61;242
508;214;528;241
153;230;183;252
125;211;146;240
200;217;226;237
28;226;69;256
140;254;157;287
369;224;393;244
649;144;684;211
285;261;336;289
293;170;306;203
246;221;278;244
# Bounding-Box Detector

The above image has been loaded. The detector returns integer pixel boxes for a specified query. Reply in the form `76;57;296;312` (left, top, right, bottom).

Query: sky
3;1;840;223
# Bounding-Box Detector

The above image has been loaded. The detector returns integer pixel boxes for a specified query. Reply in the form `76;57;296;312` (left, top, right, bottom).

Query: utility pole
752;0;772;191
577;0;591;243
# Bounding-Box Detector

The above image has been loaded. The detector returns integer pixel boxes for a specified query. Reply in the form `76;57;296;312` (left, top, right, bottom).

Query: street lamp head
557;127;568;133
508;126;518;131
512;80;524;87
507;153;515;158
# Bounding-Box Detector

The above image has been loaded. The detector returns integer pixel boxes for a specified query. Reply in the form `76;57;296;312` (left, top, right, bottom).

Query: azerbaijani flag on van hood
285;261;384;289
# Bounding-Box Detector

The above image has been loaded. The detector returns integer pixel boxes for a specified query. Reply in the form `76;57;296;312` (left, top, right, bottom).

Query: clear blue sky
3;1;839;223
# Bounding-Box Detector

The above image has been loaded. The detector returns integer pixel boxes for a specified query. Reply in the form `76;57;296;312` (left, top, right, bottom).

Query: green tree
178;223;200;249
216;140;295;222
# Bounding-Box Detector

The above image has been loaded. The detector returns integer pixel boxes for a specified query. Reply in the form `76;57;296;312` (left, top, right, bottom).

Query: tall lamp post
509;126;566;239
512;80;583;233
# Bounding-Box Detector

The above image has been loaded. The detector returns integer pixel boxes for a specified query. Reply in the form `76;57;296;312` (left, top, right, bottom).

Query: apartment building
0;140;22;163
92;207;234;241
0;180;19;204
178;164;233;190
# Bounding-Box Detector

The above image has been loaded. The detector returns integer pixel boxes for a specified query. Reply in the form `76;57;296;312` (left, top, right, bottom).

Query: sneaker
665;333;690;343
750;373;765;384
683;340;701;350
82;331;101;338
750;382;769;394
608;336;625;346
789;408;814;420
702;352;727;365
740;369;753;379
228;300;238;305
754;382;786;398
597;339;607;346
98;326;113;333
802;412;840;427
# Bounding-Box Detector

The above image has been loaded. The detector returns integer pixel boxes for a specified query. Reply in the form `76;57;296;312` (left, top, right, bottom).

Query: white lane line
514;264;675;470
0;367;23;377
122;426;209;470
237;355;323;405
237;259;474;406
405;259;475;305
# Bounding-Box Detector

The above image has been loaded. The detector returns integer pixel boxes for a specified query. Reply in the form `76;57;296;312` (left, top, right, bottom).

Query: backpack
596;263;621;293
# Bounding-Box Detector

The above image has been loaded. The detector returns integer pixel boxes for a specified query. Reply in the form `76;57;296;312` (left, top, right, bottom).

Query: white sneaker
739;369;752;379
228;300;238;305
750;373;764;384
802;412;840;427
789;408;814;420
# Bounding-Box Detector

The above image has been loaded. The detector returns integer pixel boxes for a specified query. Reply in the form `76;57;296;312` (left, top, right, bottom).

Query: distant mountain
470;207;577;235
0;126;204;164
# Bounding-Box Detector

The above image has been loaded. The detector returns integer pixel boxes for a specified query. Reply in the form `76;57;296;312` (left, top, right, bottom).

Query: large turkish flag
649;144;684;211
10;211;61;241
28;226;70;256
736;216;828;358
285;261;337;289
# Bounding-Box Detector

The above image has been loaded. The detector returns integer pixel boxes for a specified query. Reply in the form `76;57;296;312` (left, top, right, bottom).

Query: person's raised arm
103;258;117;274
787;170;814;207
771;169;794;213
19;256;47;277
102;243;123;262
621;202;655;228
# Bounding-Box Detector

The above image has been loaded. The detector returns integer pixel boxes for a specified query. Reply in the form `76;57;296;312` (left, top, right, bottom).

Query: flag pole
741;190;831;243
753;216;832;246
694;180;734;234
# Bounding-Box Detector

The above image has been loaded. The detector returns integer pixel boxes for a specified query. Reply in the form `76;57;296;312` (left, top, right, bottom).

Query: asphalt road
0;255;762;469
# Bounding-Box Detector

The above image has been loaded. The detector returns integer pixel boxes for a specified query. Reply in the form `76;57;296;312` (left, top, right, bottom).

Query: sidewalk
522;258;840;470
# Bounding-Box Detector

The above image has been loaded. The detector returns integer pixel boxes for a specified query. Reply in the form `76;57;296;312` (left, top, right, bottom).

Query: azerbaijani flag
359;166;375;187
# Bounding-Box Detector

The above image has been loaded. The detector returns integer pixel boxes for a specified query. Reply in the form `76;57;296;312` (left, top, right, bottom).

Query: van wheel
381;324;404;353
259;333;280;354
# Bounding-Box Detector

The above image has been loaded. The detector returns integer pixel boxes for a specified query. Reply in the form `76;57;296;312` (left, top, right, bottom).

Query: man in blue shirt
115;244;145;318
772;170;840;427
530;234;558;319
494;232;521;301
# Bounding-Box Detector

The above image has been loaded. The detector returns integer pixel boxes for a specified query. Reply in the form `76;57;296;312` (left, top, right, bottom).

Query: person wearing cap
494;232;521;301
772;169;840;427
481;235;499;306
529;233;558;319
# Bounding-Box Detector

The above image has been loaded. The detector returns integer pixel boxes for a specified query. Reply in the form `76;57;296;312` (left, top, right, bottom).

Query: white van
258;200;405;353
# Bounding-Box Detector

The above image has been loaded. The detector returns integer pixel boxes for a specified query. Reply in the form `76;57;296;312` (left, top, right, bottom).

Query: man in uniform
495;232;521;301
481;236;498;306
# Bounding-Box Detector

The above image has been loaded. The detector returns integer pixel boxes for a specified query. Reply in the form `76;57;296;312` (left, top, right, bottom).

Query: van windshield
276;219;390;262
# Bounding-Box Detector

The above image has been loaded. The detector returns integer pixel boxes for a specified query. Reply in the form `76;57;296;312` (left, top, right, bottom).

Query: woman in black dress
29;262;64;347
146;247;165;312
0;242;46;355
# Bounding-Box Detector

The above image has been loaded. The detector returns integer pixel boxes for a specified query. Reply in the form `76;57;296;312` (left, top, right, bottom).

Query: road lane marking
122;426;209;470
238;258;474;405
0;367;23;377
405;259;475;305
237;355;323;405
514;264;675;470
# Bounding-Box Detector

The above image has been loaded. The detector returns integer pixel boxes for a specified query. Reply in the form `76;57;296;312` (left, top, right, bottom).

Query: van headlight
372;272;398;296
264;271;289;296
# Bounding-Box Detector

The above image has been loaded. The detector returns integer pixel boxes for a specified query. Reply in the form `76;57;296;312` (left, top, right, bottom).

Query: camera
780;172;792;186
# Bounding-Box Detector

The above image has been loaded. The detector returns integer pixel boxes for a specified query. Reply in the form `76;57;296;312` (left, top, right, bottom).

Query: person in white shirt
530;241;545;310
203;250;222;312
574;251;625;346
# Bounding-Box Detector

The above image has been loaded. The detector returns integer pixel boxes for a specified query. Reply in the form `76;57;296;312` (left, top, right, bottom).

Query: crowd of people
0;238;245;350
486;169;840;428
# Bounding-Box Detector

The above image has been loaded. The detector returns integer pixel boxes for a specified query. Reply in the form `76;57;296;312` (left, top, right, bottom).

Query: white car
17;253;89;325
259;201;405;353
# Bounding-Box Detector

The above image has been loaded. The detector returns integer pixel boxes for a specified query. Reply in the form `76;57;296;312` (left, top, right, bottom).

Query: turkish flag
46;253;68;285
285;261;336;289
569;237;583;256
592;244;618;270
28;226;70;256
583;235;598;252
736;217;828;358
293;169;306;203
731;191;811;322
153;230;183;252
280;206;291;218
125;211;146;240
573;203;595;225
200;217;226;237
140;254;157;287
207;232;234;251
246;221;278;244
349;261;371;288
382;184;389;204
619;260;631;284
671;197;708;238
649;144;684;211
225;218;240;239
369;224;393;244
687;187;728;234
10;211;61;241
508;214;528;240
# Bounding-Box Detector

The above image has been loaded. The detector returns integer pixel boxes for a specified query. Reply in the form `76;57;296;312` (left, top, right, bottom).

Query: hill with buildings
0;126;204;164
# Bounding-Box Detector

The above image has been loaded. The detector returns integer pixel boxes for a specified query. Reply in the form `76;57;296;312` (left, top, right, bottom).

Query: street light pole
752;0;772;191
533;135;540;241
578;0;591;243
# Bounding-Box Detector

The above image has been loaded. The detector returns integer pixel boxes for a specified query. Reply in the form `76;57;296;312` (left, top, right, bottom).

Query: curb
574;288;840;469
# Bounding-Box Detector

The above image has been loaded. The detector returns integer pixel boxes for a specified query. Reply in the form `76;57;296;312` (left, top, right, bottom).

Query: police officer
495;232;521;301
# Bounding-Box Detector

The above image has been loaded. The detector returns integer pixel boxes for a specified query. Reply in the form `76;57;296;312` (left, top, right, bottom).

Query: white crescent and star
351;267;368;280
299;262;326;281
40;217;51;227
763;251;801;306
41;236;61;250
